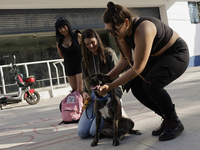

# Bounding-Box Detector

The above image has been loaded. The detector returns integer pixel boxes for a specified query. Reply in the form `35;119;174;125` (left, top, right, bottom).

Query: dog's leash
86;91;112;120
86;107;93;120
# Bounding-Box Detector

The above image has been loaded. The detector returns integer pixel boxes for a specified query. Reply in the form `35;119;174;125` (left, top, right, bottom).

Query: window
188;2;200;23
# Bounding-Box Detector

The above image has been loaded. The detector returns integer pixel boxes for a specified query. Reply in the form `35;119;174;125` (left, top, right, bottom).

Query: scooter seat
0;95;21;103
0;95;6;99
0;94;19;100
0;95;12;100
6;94;18;97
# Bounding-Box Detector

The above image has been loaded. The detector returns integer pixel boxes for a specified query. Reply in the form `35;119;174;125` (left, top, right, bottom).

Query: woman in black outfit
98;2;189;141
55;17;83;93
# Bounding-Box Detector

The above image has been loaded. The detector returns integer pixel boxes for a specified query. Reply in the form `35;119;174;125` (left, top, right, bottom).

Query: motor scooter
0;55;40;110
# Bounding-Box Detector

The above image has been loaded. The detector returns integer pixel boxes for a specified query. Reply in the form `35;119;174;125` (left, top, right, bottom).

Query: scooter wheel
25;91;40;105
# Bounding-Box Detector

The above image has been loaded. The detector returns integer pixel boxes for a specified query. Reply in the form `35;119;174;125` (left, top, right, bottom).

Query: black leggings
130;37;189;118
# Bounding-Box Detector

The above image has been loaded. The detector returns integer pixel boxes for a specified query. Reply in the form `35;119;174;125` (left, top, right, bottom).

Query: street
0;66;200;150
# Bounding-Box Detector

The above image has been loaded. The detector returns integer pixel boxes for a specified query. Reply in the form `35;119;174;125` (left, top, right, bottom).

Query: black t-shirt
59;31;82;76
124;17;173;55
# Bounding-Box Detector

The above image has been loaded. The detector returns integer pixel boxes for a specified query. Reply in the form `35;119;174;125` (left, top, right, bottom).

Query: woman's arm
77;32;82;44
74;30;82;44
56;42;64;59
99;20;156;95
106;48;123;99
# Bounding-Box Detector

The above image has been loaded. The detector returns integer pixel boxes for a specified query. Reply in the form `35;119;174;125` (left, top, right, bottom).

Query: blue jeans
77;91;104;138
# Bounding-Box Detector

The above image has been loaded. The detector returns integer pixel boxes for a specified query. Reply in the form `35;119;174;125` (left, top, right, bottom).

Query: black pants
130;37;189;118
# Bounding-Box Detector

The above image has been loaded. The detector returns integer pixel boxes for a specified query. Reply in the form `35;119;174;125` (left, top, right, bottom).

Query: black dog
90;73;141;147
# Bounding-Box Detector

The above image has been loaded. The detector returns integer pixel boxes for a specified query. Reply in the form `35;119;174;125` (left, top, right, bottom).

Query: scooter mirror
13;55;16;64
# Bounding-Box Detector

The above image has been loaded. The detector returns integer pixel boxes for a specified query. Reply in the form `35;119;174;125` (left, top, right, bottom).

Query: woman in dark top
98;2;189;141
55;17;83;92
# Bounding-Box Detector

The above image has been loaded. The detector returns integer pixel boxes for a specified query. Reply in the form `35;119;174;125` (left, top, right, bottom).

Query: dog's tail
129;129;142;135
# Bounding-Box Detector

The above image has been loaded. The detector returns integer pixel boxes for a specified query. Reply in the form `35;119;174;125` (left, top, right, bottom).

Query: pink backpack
59;90;83;124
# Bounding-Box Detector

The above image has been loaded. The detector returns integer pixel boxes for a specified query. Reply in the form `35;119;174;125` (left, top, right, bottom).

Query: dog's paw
113;140;119;146
130;129;142;135
91;141;98;147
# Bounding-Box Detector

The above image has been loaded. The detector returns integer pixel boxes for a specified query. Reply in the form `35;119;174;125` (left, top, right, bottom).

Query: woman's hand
82;91;89;102
97;83;111;96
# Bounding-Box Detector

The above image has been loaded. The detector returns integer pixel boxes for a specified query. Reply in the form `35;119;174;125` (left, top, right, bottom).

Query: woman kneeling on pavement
77;28;128;138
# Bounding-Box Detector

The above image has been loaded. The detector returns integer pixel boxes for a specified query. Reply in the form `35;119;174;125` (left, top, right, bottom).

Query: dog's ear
97;73;111;83
106;75;112;83
91;74;97;78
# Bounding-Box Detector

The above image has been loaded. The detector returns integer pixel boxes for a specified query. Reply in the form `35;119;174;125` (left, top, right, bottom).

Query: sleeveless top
59;31;82;76
124;17;173;55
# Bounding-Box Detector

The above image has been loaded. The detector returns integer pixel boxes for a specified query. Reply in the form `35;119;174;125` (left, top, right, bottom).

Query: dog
90;73;141;147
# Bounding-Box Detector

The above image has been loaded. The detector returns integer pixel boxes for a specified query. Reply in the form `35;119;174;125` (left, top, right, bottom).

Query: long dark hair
81;28;108;70
102;1;150;84
55;17;74;47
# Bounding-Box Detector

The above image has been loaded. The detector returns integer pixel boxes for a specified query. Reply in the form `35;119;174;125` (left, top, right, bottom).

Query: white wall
165;1;200;57
0;0;167;9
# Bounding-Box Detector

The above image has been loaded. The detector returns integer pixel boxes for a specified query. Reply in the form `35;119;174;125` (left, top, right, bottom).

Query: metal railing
0;59;68;97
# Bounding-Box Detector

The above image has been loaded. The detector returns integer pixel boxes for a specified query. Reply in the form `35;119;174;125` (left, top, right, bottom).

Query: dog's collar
96;91;112;101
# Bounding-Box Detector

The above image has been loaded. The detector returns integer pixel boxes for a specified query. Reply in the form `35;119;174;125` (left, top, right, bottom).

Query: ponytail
103;1;151;84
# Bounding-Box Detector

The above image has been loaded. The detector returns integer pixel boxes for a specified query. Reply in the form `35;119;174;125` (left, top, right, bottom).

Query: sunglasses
104;28;114;34
104;23;124;34
55;17;65;23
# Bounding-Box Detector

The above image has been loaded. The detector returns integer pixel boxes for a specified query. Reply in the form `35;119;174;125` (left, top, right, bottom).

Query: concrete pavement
0;66;200;150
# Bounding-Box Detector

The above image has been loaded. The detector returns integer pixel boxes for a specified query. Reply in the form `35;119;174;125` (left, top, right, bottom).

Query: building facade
1;0;200;66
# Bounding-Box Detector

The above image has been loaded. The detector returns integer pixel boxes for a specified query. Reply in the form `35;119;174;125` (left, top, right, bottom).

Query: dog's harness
96;91;112;101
